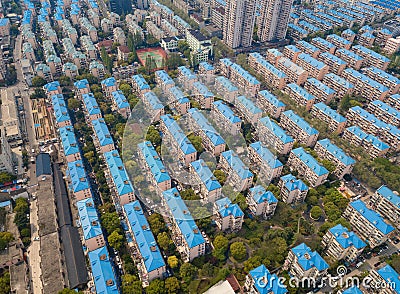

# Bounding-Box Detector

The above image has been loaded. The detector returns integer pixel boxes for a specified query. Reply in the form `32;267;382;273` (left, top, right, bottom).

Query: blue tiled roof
67;160;90;193
307;78;335;95
162;188;205;248
0;18;9;27
346;126;389;151
341;286;363;294
324;73;354;89
237;95;262;115
178;66;197;80
101;77;117;87
370;100;400;120
249;185;278;204
298;21;320;33
213;100;241;124
283;110;319;136
193;82;214;98
215;197;244;218
336;48;363;61
249;264;288;294
365;67;400;85
258;90;286;108
329;224;366;250
59;126;80;156
376;185;400;208
92;119;114;147
132;74;150;91
285;45;302;53
249;52;287;79
317;138;355;165
353;45;391;63
138;141;170;184
345;68;389;92
221;150;253;180
350;200;395;235
124;201;166;273
280;174;308;192
291;243;329;271
155;70;175;85
187;108;225;146
111;90;130;110
287;83;315;102
168;86;190;105
199;62;214;71
288;23;308;35
342;29;355;36
82;93;101;117
88;246;119;293
361;32;375;39
376;265;400;294
51;94;71;124
313;102;346;123
267;48;283;58
190;160;221;192
292;147;329;176
74;79;89;90
298;53;327;70
143;91;164;111
313;37;335;49
77;198;103;241
259;116;294;144
161;114;196;155
104;150;134;197
249;141;283;169
44;81;60;92
320;52;347;65
215;76;239;92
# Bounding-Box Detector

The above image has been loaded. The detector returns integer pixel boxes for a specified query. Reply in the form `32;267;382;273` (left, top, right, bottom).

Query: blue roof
341;286;363;294
376;265;400;294
320;52;347;65
342;29;355;36
190;160;221;192
138;141;171;184
313;102;346;123
104;150;134;197
285;45;302;53
0;18;9;27
143;91;164;111
267;48;283;58
67;160;90;193
101;77;117;87
258;90;286;108
92;119;114;147
44;81;60;92
215;76;239;92
193;81;214;98
155;70;175;85
291;243;329;271
292;147;329;176
199;62;214;71
317;138;355;165
213;100;241;124
77;198;103;241
74;79;89;90
346;126;389;151
287;83;315;102
187;108;225;146
160;114;196;155
88;246;119;294
353;45;391;63
297;41;320;54
370;100;400;120
350;200;395;235
0;201;10;208
259;116;294;144
132;74;150;91
283;110;319;136
221;150;253;180
365;67;400;85
298;53;327;70
59;126;80;156
248;52;287;79
249;141;283;169
249;185;278;204
328;224;366;250
178;66;197;80
288;23;308;35
111;90;130;109
361;32;375;39
376;185;400;208
167;86;190;105
230;62;261;85
82;93;101;117
298;20;320;33
215;197;244;218
324;73;354;89
313;37;335;49
162;188;205;248
237;96;262;115
345;68;389;93
280;174;309;192
307;78;336;95
124;201;166;272
336;48;363;61
249;265;287;294
51;94;71;124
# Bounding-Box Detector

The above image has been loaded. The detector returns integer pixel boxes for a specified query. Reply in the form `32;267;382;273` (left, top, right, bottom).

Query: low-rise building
311;37;336;54
166;86;190;114
335;48;364;70
257;116;294;155
74;79;91;98
304;78;335;104
311;102;346;133
283;83;315;111
326;34;352;50
211;101;241;135
142;91;165;121
198;62;215;84
59;126;81;163
283;45;302;62
192;81;214;109
248;141;283;180
132;74;151;96
244;264;288;294
321;224;366;262
214;197;244;232
88;246;119;293
162;188;206;262
186;29;213;63
280;110;319;147
155;70;175;91
388;94;400;111
190;159;222;203
363;67;400;95
384;36;400;54
89;61;105;79
247;185;278;219
82;93;102;122
266;48;284;66
214;76;238;103
367;265;400;294
67;160;92;201
343;200;395;248
343;126;389;158
101;77;118;98
368;100;400;127
358;32;375;47
353;45;391;70
296;40;321;58
256;90;285;119
278;174;308;204
92;118;115;154
110;90;130;119
318;52;347;75
323;73;354;99
370;185;400;229
276;57;308;85
51;94;71;128
177;66;198;89
342;29;356;43
220;150;253;192
236;96;262;125
296;53;329;81
287;147;329;187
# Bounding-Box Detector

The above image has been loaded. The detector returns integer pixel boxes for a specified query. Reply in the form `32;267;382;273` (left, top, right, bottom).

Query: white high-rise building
223;0;256;49
257;0;292;42
0;128;13;174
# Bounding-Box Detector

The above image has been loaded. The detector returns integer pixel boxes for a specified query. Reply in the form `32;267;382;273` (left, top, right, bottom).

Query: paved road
27;199;43;294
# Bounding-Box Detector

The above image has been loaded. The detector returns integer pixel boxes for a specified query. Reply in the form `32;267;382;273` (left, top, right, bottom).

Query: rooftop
328;224;366;250
221;150;253;180
283;110;319;136
215;197;244;218
187;108;225;146
280;174;309;192
259;116;294;144
291;243;329;271
138;141;170;184
249;185;278;205
291;147;329;177
104;150;134;197
317;138;355;165
88;246;119;293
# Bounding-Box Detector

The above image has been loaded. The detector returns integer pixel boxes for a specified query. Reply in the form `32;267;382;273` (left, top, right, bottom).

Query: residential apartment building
214;197;244;232
177;66;198;89
198;62;215;84
283;83;315;111
276;57;308;85
0;130;13;174
280;110;319;147
257;116;294;155
101;77;118;98
256;90;286;119
214;76;239;103
211;100;242;135
236;95;262;125
283;45;302;62
343;200;395;248
132;74;151;96
370;185;400;229
296;53;329;81
388;94;400;111
92;118;115;154
321;224;366;262
110;91;130;119
67;160;92;201
155;70;175;91
248;141;283;181
287;147;329;187
323;73;354;99
343;126;389;158
186;30;213;63
192;82;214;109
384;36;400;54
190;159;222;203
311;37;336;54
304;78;335;104
353;45;391;70
296;40;320;59
367;100;400;127
363;67;400;95
244;264;288;294
266;48;283;66
82;93;102;122
51;94;71;128
74;79;91;99
59;126;81;163
162;188;206;262
220;150;253;192
247;185;278;219
278;174;309;204
326;34;352;50
88;247;118;293
311;102;346;133
314;139;355;178
335;48;364;70
166;86;190;115
367;265;400;294
141;91;164;121
257;0;291;42
318;52;347;75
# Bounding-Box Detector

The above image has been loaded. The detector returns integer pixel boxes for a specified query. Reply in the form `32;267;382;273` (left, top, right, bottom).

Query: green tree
179;263;198;283
244;255;263;273
101;212;121;234
32;76;47;87
180;188;200;200
58;76;72;86
119;83;132;97
321;160;336;173
166;53;185;70
213;170;226;185
0;172;16;184
167;255;179;269
121;274;142;294
233;193;248;211
157;232;173;252
310;206;323;220
187;134;204;153
146;279;165;294
213;235;229;261
165;277;180;294
67;98;81;110
147;213;166;235
108;231;124;250
230;242;247;261
146;126;162;146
